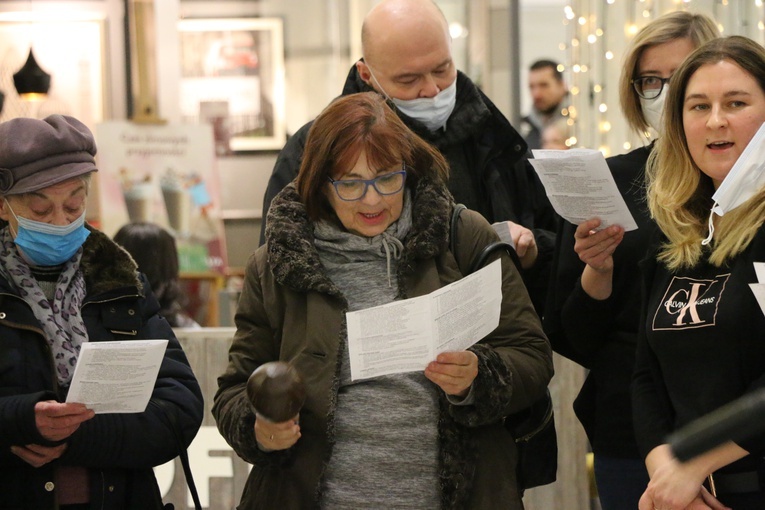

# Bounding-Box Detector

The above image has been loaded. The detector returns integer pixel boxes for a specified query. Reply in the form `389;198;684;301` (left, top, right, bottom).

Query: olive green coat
212;177;553;509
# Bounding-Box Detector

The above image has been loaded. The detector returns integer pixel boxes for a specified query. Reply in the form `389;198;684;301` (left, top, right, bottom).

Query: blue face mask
7;203;90;266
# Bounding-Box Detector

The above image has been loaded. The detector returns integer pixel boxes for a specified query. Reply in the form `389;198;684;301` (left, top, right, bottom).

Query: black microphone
668;388;765;462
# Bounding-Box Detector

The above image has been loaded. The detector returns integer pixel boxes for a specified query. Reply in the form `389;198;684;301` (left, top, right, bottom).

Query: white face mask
640;86;668;134
367;67;457;132
701;121;765;245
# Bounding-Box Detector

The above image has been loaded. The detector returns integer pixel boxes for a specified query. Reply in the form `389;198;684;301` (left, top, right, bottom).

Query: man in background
259;0;557;312
520;59;569;150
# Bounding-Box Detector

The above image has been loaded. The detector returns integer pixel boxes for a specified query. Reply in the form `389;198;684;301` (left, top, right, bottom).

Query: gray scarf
314;190;413;288
0;227;88;386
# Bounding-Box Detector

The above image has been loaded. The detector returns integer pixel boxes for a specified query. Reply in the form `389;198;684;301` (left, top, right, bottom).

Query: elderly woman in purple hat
0;115;203;510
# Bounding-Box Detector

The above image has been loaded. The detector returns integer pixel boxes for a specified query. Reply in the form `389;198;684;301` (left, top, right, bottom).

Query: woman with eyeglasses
212;91;552;509
543;11;719;510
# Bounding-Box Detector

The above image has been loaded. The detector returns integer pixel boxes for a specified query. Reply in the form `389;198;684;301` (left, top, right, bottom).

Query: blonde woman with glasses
544;11;719;510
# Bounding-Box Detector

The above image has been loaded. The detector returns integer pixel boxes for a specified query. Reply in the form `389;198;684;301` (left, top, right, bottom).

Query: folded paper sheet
66;339;168;413
347;260;502;381
530;148;638;231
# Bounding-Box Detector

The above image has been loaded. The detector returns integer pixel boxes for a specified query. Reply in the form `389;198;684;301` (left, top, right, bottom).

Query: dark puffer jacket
214;176;553;509
0;226;203;510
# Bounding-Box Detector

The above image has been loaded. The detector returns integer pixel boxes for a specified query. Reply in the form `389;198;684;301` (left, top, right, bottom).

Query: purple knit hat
0;114;97;195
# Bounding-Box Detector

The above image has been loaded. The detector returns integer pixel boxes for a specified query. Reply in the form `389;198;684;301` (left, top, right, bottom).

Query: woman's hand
425;350;478;397
574;218;625;300
573;218;624;273
34;400;94;442
254;414;301;451
639;488;728;510
11;443;68;468
638;444;732;510
698;487;731;509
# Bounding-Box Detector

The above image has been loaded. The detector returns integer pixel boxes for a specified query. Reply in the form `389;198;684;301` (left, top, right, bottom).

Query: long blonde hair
647;36;765;269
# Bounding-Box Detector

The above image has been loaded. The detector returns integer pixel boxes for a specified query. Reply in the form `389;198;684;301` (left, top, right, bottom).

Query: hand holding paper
424;350;479;397
574;218;625;273
346;260;502;381
34;400;95;442
529;148;638;231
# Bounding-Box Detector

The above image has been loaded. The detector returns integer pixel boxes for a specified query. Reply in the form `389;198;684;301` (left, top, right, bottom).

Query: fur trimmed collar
266;177;454;296
81;225;142;297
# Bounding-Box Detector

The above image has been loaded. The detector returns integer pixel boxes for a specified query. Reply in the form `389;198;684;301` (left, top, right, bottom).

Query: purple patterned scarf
0;227;88;386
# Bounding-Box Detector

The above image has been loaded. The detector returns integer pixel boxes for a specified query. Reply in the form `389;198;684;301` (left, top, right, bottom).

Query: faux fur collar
266;177;454;296
80;225;142;297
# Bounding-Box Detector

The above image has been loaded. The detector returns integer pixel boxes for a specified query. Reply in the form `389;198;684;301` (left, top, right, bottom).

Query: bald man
260;0;557;312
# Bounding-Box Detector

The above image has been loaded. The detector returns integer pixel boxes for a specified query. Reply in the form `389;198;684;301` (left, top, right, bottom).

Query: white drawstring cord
380;233;403;287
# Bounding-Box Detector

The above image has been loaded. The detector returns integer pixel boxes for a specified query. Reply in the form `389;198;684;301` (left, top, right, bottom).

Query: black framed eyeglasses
632;76;671;100
327;167;407;201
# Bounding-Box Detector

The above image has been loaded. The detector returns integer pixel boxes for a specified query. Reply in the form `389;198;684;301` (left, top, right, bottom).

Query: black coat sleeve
519;156;558;316
259;122;313;246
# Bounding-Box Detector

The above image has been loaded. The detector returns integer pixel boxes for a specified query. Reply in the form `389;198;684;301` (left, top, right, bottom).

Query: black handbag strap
153;399;203;510
449;203;467;257
469;240;522;274
176;434;202;510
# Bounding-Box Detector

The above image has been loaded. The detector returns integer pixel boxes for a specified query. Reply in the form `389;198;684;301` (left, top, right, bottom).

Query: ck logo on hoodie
652;274;730;330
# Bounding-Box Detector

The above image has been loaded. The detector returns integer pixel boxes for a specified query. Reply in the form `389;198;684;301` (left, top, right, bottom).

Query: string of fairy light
558;0;765;157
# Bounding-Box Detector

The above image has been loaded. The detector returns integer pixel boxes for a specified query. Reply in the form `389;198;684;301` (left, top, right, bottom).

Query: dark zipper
98;469;106;510
513;401;554;443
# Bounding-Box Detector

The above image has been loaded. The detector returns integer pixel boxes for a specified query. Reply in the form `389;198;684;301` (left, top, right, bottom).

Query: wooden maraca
246;361;306;423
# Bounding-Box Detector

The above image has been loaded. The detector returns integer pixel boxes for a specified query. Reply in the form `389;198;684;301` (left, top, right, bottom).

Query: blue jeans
593;454;649;510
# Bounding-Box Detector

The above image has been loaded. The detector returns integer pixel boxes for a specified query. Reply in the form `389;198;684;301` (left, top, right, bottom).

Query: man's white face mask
367;66;457;132
640;86;668;135
702;121;765;245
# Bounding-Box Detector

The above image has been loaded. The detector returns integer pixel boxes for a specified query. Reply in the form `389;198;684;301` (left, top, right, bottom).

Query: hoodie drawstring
381;233;404;287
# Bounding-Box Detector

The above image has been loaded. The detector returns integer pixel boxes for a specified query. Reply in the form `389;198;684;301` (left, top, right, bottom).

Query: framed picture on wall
0;14;107;128
178;17;286;153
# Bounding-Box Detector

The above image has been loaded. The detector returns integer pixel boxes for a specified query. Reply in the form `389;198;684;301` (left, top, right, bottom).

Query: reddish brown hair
296;92;449;221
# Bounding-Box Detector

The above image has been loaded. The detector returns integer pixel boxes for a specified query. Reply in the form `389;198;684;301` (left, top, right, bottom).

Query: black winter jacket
543;145;656;459
0;226;203;510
